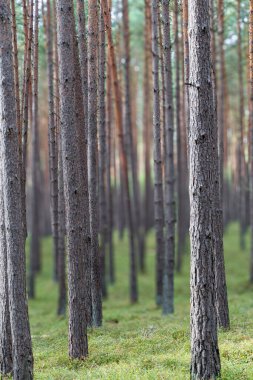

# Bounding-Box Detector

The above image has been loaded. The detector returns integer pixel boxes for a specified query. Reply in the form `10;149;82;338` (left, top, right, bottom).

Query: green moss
29;224;253;379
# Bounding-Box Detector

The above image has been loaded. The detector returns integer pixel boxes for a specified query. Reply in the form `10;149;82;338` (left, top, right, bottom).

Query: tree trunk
98;5;108;299
53;0;66;316
88;0;103;326
0;2;33;378
214;0;230;330
106;57;115;284
151;0;165;306
45;0;59;282
237;0;246;250
29;0;41;298
161;0;175;315
0;165;12;376
56;0;88;358
188;0;221;377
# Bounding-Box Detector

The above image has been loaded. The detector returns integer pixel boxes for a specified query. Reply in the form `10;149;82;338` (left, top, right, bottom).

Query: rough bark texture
56;0;88;358
0;2;33;378
0;156;12;376
76;0;92;327
151;0;164;306
88;0;103;326
188;0;221;377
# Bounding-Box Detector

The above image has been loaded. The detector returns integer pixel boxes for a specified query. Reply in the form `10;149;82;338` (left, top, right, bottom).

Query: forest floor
27;223;253;380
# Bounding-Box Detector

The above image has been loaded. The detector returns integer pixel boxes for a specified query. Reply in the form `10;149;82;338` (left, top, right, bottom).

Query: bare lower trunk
151;0;164;306
188;0;221;377
56;0;88;358
0;2;33;377
0;165;12;376
161;0;175;315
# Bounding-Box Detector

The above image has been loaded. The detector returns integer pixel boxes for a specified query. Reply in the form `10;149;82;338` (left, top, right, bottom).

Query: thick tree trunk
151;0;165;306
0;2;33;378
56;0;88;358
188;0;221;377
0;166;12;375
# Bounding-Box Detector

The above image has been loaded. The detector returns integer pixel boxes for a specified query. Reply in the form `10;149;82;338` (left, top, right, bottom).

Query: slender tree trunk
88;0;103;326
188;0;221;377
151;0;165;306
53;0;66;315
21;0;34;240
106;57;115;283
10;0;21;144
0;2;33;378
143;0;153;234
161;0;175;315
29;0;40;298
101;0;138;303
237;0;246;250
122;0;144;272
76;0;92;327
214;0;230;330
45;0;59;282
98;5;108;299
56;0;88;358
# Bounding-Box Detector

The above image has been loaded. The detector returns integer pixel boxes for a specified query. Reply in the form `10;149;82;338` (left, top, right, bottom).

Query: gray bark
0;1;33;378
188;0;221;377
161;0;175;315
88;0;102;326
56;0;88;358
151;0;165;306
46;0;59;282
98;6;108;299
0;153;12;375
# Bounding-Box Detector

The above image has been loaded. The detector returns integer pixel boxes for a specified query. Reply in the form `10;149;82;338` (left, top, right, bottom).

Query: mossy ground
26;223;253;379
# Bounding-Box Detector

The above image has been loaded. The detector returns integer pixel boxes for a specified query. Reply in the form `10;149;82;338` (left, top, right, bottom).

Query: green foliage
29;224;253;379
